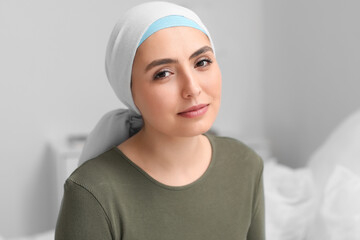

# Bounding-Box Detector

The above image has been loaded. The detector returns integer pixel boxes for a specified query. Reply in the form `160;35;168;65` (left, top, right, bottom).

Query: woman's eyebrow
144;46;213;72
189;46;213;60
145;58;178;72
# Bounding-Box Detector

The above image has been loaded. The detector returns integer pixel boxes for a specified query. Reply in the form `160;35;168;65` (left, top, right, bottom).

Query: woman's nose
181;70;201;99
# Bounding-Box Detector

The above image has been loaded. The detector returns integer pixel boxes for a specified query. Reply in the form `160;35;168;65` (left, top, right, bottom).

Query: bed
264;108;360;240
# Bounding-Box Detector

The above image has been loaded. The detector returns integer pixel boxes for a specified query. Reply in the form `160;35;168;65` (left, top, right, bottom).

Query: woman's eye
153;70;171;80
195;58;212;68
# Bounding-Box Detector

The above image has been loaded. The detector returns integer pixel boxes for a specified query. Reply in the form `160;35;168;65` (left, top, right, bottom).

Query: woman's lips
177;104;209;118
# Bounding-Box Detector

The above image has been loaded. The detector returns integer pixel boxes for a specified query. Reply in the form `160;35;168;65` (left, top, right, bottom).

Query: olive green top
55;134;265;240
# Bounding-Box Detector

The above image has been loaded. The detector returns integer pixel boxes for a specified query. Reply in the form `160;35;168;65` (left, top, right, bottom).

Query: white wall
263;0;360;168
0;0;264;237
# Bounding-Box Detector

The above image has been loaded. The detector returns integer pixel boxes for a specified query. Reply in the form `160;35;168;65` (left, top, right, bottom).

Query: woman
55;2;265;239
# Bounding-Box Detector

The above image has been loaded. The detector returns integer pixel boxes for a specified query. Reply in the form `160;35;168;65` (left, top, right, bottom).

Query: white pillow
306;108;360;239
308;108;360;192
263;161;316;240
320;165;360;239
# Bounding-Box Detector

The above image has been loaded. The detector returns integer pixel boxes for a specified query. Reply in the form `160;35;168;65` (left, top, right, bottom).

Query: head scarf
78;1;215;166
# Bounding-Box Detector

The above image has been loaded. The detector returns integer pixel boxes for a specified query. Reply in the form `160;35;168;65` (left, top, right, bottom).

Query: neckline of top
112;133;216;191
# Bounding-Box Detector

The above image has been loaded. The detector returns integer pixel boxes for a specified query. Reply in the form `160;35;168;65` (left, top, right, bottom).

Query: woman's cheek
205;70;222;98
144;85;177;114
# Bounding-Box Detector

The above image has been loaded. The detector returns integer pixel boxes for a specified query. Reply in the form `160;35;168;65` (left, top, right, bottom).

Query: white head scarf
78;1;215;166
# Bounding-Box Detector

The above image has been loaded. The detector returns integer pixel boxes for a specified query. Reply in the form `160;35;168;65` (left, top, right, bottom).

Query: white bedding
264;161;360;240
263;160;315;240
264;108;360;240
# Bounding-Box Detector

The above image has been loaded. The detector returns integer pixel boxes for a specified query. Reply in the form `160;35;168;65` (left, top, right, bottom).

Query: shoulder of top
66;147;122;188
210;134;254;152
209;134;264;168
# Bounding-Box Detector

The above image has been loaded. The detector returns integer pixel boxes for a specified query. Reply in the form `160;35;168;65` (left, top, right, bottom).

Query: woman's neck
118;127;212;186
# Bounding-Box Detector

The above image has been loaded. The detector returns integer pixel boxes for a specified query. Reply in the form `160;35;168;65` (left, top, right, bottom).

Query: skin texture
118;27;222;186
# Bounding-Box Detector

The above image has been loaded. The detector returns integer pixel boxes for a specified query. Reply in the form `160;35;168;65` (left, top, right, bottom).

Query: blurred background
1;0;359;239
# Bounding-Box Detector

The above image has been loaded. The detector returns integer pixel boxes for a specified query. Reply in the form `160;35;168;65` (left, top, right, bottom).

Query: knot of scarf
78;109;143;166
128;112;143;137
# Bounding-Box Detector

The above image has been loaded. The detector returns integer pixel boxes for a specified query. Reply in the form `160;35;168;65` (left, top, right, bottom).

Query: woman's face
131;26;222;137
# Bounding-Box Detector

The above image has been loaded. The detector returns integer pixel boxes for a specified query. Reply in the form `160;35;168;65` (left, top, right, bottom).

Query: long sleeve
55;179;113;240
247;161;266;240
